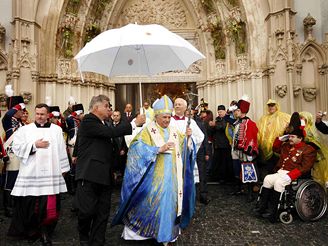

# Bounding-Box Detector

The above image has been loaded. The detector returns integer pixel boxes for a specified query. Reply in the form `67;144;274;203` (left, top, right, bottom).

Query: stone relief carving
0;56;7;70
0;23;5;48
58;59;71;77
122;0;187;28
275;85;287;98
237;54;248;71
303;13;316;40
186;61;201;74
293;85;302;97
216;60;226;76
302;87;317;102
0;93;7;109
20;91;32;104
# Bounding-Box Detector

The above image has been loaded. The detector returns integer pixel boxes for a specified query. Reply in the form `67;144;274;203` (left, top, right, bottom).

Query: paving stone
0;183;327;245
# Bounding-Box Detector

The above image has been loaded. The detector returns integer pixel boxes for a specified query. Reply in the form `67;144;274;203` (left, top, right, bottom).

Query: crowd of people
0;91;327;246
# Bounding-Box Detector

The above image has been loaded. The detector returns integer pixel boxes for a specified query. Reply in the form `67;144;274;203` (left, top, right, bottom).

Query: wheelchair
257;178;328;224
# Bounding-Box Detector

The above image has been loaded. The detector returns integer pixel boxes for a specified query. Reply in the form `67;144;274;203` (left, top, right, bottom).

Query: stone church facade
0;0;327;120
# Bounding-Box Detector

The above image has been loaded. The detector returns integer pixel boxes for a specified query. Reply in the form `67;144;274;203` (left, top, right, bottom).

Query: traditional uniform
257;112;317;222
66;104;84;193
231;98;259;182
1;95;25;217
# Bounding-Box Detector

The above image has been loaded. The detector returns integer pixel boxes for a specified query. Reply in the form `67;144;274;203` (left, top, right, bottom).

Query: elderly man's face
156;114;171;128
96;100;112;121
143;102;149;109
174;99;187;116
218;109;226;118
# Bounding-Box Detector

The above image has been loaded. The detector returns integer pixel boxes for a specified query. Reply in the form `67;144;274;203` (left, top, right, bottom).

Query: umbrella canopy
74;23;205;77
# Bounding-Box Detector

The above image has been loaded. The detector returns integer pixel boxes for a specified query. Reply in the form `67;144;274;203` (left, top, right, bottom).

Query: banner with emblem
241;162;258;183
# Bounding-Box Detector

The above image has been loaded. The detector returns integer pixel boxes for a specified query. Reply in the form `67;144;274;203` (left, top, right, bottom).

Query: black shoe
80;241;89;246
40;233;52;246
230;190;242;196
261;212;272;219
4;208;13;218
200;197;210;205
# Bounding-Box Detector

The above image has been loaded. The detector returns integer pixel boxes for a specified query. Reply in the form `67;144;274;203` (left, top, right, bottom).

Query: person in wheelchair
254;112;318;223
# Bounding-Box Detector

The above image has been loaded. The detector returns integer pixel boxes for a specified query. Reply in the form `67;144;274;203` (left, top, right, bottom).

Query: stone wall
0;0;327;121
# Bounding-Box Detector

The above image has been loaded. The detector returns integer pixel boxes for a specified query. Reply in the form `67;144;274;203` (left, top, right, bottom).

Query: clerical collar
35;122;51;128
172;115;185;120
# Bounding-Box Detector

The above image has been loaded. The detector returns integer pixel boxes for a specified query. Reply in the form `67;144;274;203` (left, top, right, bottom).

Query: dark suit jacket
75;113;132;185
121;112;135;123
315;121;328;134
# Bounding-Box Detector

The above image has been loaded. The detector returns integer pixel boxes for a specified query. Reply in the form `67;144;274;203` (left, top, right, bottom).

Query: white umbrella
74;23;205;108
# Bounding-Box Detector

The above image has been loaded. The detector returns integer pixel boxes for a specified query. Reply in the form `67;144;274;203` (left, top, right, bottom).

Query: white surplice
11;123;70;196
169;117;204;183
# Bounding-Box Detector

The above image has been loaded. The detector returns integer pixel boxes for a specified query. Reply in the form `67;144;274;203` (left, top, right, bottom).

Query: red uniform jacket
273;138;317;180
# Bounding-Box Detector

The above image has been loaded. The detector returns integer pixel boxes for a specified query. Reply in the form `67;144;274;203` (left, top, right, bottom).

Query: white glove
278;134;289;141
281;174;291;183
19;103;26;110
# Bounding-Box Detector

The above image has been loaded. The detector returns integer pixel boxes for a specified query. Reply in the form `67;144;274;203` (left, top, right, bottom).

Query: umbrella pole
139;81;143;114
137;46;144;114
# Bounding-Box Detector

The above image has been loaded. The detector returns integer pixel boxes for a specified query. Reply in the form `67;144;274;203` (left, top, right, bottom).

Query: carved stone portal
275;85;287;98
302;87;317;102
121;0;188;28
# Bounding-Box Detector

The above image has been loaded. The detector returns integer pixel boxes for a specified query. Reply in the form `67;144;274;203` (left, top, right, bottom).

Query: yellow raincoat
257;100;290;161
300;111;328;187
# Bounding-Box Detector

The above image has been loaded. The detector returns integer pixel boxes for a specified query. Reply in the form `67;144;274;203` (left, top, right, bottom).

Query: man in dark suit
107;110;128;184
74;95;145;246
121;103;135;122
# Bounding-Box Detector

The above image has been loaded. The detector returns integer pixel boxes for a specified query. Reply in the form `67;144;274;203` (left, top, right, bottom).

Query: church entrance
115;82;197;113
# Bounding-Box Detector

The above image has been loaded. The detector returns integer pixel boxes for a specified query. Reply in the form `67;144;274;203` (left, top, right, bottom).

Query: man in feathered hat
1;85;25;217
231;95;259;200
112;95;197;245
49;106;67;132
255;112;317;223
66;103;84;195
63;96;76;119
66;103;84;155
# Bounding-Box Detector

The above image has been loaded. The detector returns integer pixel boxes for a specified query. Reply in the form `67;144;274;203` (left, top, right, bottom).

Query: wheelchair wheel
295;180;328;221
279;211;293;224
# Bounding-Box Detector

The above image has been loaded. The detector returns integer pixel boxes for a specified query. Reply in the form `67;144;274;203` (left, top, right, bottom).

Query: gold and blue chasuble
112;121;196;243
